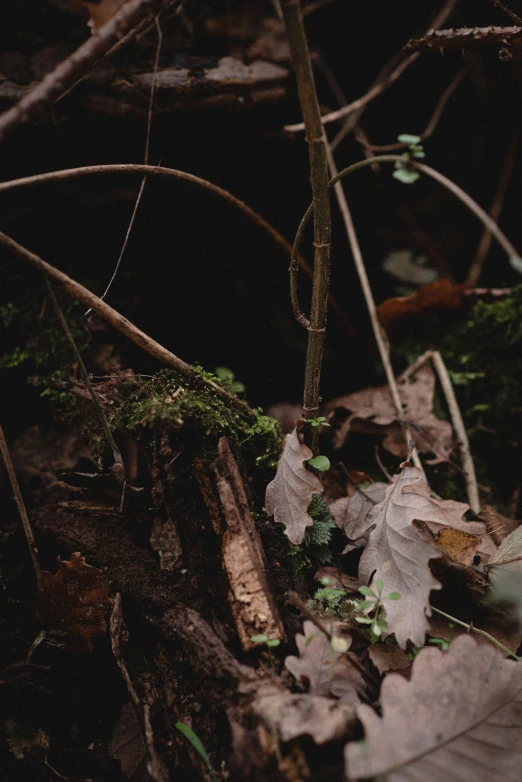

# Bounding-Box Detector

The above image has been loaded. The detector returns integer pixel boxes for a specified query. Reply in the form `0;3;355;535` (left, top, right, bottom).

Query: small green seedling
307;454;330;471
355;578;401;643
393;134;425;184
175;722;218;782
309;416;331;428
428;636;451;651
250;633;281;648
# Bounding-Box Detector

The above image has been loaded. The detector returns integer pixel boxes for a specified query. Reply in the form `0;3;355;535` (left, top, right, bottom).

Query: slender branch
0;231;252;415
430;606;520;660
431;351;480;513
357;66;467;152
467;123;519;287
281;0;332;431
285;0;458;133
490;0;522;25
44;278;127;488
325;140;424;471
98;15;163;306
0;425;40;576
0;0;175;144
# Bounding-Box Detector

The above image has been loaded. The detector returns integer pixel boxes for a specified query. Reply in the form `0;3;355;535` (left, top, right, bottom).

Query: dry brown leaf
398;467;497;561
330;483;388;545
376;278;466;330
368;642;412;676
265;428;322;544
326;366;452;462
82;0;126;32
36;552;112;652
357;464;442;648
345;635;522;781
254;692;355;745
285;620;346;696
433;527;483;566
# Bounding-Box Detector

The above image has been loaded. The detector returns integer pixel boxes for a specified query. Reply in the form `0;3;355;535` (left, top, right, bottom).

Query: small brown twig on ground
281;0;332;436
284;0;458;133
467;122;519;287
430;606;520;660
0;0;176;144
325;139;424;471
431;351;480;513
487;554;522;568
0;231;253;416
0;425;40;576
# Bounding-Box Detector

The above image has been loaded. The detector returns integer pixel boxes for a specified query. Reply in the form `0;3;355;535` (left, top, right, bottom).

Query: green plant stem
0;231;253;417
431;606;520;660
0;425;40;576
281;0;332;435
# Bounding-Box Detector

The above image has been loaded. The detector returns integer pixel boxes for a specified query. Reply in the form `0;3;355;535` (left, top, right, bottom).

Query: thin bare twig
431;351;480;513
284;0;458;133
0;425;40;576
489;0;522;25
0;0;175;144
281;0;332;433
356;66;467;152
430;606;520;660
325;140;424;471
0;231;253;415
467;123;519;287
97;15;163;307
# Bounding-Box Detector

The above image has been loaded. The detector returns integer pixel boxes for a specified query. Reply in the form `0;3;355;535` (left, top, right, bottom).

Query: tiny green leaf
355;616;374;624
398;133;422;144
175;723;217;782
305;631;323;646
358;586;376;597
250;634;268;643
372;622;383;636
330;636;349;653
374;578;384;593
357;600;376;610
307;455;331;471
393;168;420;185
386;592;402;601
509;256;522;275
266;639;281;648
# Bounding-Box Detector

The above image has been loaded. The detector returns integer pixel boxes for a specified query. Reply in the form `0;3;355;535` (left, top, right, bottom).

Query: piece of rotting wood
197;437;285;650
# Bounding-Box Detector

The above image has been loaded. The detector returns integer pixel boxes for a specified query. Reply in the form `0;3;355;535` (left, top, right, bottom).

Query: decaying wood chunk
197;436;285;650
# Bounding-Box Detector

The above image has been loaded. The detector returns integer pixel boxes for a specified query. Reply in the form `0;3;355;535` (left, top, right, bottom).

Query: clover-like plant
355;578;401;643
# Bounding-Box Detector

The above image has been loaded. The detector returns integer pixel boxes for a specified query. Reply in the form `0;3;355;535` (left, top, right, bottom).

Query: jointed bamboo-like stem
281;0;332;436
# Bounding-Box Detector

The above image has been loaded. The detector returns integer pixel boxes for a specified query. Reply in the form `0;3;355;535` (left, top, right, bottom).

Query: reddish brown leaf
376;279;466;331
36;552;112;653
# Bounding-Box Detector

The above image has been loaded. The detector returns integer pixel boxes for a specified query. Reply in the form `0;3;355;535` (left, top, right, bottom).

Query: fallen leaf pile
36;552;112;652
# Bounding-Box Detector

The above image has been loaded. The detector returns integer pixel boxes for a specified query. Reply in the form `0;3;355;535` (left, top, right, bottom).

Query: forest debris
149;517;182;571
254;692;356;745
489;526;522;572
368;642;411;676
210;437;284;650
265;428;322;544
11;425;90;484
345;635;522;781
479;504;518;544
357;464;442;648
326;366;453;462
108;701;150;781
285;620;361;701
329;483;388;546
427;610;522;656
404;25;522;56
431;527;483;566
35;552;112;652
